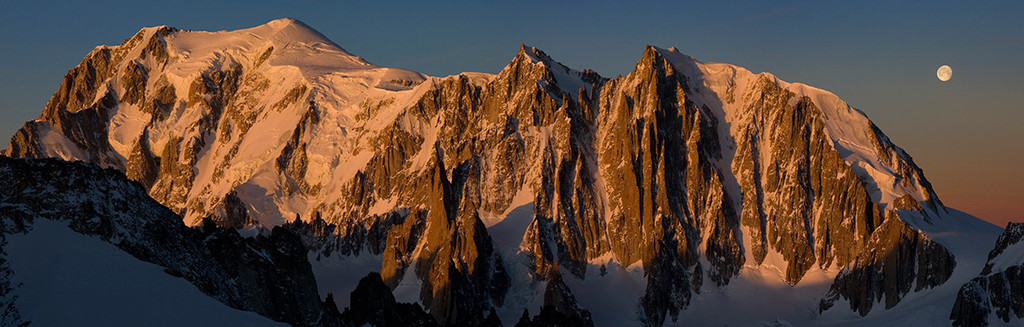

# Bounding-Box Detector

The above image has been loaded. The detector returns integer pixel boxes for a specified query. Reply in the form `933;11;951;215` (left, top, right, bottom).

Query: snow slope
4;219;283;327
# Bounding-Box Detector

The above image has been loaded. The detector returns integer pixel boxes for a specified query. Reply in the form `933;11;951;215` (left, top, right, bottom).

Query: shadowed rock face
951;222;1024;326
0;156;336;326
5;19;961;326
818;212;955;315
514;270;595;327
341;272;438;327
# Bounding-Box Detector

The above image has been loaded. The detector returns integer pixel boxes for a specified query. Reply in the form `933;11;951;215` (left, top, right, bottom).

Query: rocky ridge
0;156;332;326
951;222;1024;326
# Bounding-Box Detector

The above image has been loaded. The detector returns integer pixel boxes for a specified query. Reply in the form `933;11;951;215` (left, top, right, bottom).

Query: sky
0;1;1021;226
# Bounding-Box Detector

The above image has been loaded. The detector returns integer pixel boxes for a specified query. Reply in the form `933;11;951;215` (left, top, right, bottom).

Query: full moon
937;65;953;82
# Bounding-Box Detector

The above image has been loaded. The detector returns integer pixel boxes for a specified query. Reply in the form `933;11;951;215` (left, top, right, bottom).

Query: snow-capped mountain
3;18;1014;326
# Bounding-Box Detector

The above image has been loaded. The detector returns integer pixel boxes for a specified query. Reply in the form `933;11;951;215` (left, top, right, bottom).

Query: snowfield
5;220;283;327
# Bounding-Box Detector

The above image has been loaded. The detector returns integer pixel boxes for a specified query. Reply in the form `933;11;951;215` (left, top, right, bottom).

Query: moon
937;65;953;82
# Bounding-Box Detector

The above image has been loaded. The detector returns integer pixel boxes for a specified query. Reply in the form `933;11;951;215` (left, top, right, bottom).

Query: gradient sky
1;1;1021;226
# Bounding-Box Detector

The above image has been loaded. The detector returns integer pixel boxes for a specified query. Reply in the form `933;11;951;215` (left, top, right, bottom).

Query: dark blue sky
1;1;1021;224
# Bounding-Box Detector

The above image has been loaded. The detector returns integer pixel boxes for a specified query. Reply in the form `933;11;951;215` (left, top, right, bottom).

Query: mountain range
1;18;1020;326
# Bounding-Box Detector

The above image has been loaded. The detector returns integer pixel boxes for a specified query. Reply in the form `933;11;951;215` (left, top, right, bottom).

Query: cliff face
4;19;975;326
951;222;1024;326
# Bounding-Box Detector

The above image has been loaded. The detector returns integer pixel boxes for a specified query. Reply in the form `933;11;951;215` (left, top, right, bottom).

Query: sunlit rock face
6;19;972;326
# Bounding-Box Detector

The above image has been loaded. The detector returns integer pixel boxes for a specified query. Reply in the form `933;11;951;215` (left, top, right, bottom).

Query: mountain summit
3;19;1009;326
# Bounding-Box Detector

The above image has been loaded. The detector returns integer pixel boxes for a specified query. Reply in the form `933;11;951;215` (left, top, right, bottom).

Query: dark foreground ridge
0;156;332;326
951;222;1024;326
